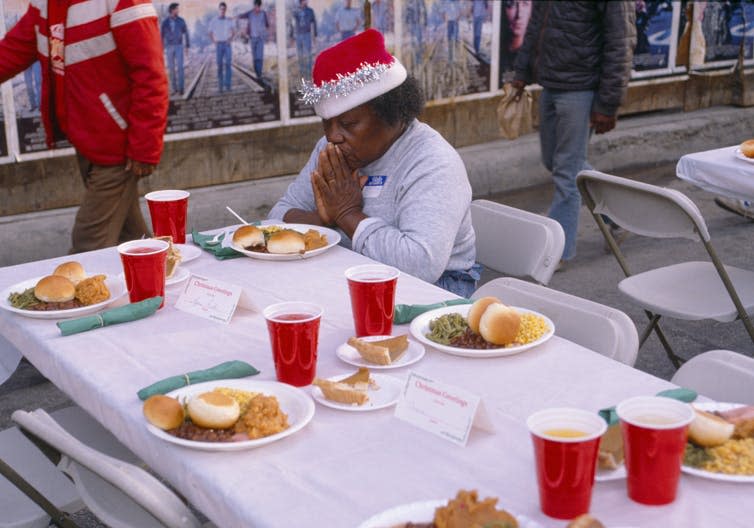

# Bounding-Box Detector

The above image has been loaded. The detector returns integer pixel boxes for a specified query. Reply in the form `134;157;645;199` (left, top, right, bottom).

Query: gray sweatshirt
268;119;476;284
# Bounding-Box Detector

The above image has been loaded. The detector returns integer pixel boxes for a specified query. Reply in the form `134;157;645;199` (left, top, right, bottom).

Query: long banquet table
0;241;750;527
676;145;754;202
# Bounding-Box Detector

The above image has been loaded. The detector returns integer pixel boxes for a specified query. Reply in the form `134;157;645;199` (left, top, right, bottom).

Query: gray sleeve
594;0;636;116
352;151;470;284
267;138;326;220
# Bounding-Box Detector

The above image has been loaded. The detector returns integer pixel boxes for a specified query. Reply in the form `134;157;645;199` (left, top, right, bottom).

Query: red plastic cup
616;396;694;505
145;190;190;244
345;264;399;337
263;302;322;387
527;408;607;520
117;239;169;308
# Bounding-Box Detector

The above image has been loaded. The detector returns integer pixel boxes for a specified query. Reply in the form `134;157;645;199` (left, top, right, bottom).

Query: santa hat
299;29;407;119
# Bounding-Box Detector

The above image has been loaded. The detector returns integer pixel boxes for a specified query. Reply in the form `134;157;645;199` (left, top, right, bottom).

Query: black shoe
714;197;754;221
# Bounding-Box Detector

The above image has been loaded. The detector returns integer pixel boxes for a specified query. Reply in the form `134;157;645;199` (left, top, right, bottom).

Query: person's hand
311;144;366;226
126;159;156;178
590;112;617;134
511;79;526;101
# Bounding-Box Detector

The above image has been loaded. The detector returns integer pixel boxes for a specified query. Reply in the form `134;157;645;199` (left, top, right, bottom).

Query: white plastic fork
205;231;224;246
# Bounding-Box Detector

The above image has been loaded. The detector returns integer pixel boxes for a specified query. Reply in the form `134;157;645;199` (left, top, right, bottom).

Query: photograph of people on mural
0;97;6;159
633;0;674;72
402;0;491;100
498;0;531;84
155;1;280;134
698;0;754;65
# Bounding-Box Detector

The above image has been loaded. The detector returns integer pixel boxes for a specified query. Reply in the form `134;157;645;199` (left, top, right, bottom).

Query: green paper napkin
191;229;245;260
598;388;698;426
393;298;473;325
56;297;163;336
137;360;260;400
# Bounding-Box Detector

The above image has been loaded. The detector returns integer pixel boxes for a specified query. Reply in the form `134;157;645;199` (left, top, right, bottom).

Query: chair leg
0;457;80;528
639;313;685;369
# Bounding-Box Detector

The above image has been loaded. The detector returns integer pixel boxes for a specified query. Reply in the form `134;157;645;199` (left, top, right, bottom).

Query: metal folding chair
6;408;207;528
577;169;754;367
474;277;639;366
671;350;754;404
471;199;565;285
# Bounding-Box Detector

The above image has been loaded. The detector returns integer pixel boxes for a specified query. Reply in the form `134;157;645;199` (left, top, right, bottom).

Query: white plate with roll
230;223;341;261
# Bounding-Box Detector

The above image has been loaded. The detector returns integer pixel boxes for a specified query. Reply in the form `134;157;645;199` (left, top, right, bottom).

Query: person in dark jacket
512;1;636;265
161;3;190;95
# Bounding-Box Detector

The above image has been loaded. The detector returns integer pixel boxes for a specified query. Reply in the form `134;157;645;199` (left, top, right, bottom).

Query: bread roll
188;391;240;429
143;395;185;430
567;514;606;528
478;303;521;346
53;261;86;285
688;409;735;447
467;297;501;334
232;225;265;248
741;139;754;158
34;275;75;303
267;230;305;254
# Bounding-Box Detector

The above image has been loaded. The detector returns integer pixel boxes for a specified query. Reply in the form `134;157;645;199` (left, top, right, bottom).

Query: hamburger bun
232;225;265;248
741;139;754;159
143;395;185;430
53;261;86;285
34;275;76;303
478;303;521;346
267;230;306;254
688;408;735;447
187;391;240;429
467;297;502;334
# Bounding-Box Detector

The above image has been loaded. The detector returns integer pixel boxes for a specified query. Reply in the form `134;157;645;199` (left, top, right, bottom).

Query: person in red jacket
0;0;169;253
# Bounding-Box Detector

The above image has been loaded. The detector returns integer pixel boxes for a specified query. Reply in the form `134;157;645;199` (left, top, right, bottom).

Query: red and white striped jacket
0;0;168;166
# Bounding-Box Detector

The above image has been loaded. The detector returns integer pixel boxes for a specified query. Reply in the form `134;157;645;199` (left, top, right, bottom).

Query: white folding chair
10;408;206;528
577;170;754;367
0;334;22;387
473;277;639;366
470;199;565;285
671;350;754;404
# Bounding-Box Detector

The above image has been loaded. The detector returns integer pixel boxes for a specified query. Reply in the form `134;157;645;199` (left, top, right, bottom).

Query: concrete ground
1;106;754;526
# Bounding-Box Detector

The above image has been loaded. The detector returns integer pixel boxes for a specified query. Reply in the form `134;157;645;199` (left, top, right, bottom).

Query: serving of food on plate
358;489;548;528
408;297;553;359
7;261;110;311
598;402;754;481
232;224;328;255
312;368;402;411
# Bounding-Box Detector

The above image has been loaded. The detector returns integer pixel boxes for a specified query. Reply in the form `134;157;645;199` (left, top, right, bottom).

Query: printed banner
498;0;531;84
698;0;754;65
0;99;6;158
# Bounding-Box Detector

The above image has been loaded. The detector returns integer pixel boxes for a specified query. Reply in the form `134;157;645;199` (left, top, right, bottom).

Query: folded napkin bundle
599;388;698;426
57;297;163;336
137;360;260;400
393;298;472;325
191;229;244;260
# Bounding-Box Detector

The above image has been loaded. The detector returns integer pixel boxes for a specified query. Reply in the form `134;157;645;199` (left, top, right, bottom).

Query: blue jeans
215;42;232;91
251;37;264;79
447;20;458;62
166;44;184;93
341;30;355;41
296;33;313;78
539;88;595;261
473;16;484;55
434;264;482;298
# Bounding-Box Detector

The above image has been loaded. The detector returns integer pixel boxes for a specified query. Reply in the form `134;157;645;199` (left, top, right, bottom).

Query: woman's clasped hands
311;143;368;231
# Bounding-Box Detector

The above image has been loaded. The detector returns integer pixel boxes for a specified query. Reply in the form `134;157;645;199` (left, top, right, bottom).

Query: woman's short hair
368;75;425;127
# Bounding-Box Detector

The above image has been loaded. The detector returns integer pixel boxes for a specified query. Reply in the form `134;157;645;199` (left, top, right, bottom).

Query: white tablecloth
676;146;754;202
0;244;750;528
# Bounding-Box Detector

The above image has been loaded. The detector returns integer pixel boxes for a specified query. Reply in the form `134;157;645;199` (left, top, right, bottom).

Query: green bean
426;313;468;345
8;287;39;309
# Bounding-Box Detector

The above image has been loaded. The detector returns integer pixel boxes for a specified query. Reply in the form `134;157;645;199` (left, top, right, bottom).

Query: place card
175;275;242;324
394;372;494;446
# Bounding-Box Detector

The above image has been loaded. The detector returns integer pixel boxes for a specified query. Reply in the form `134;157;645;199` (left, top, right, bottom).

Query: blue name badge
363;175;387;198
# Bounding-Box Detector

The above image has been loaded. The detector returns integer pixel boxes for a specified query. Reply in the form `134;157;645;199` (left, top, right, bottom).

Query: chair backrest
11;409;203;528
671;350;754;404
576;169;711;242
470;199;565;285
473;277;639;366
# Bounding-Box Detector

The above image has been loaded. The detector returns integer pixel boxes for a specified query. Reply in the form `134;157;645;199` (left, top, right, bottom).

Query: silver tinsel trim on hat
299;62;391;105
